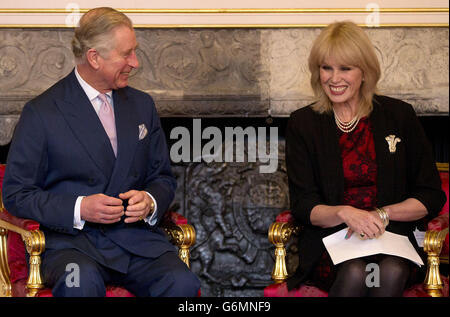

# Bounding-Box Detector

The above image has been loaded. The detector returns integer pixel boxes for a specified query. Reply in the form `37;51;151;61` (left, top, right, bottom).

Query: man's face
97;25;139;91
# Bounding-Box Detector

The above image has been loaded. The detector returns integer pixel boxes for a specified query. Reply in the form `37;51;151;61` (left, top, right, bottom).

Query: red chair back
439;168;449;215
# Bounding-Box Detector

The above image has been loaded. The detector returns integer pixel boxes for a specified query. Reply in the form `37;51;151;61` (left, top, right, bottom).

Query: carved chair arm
423;227;449;297
0;184;44;297
0;217;45;297
163;223;196;268
161;211;196;268
268;220;300;283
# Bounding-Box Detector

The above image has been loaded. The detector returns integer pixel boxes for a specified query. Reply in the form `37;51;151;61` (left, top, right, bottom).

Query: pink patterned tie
97;94;117;157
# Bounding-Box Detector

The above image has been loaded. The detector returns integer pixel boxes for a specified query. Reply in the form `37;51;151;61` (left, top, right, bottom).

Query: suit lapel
55;70;116;181
106;89;140;195
319;112;345;204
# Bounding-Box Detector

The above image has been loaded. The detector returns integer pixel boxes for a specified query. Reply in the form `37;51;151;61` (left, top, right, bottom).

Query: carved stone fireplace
0;27;448;296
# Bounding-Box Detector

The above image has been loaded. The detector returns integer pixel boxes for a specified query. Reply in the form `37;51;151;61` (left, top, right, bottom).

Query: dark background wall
1;116;448;164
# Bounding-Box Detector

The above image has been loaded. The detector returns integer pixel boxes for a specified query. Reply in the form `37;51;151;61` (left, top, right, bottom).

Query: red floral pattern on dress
339;117;377;210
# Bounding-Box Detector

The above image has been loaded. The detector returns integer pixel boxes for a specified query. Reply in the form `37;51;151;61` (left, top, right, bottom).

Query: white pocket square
139;124;148;140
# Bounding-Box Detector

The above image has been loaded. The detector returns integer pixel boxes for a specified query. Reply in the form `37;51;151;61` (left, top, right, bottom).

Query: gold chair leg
272;244;288;283
423;228;448;297
23;230;45;297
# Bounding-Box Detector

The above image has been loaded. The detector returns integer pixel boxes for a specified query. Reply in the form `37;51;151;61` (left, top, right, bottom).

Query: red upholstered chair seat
264;282;328;297
34;285;135;297
265;167;449;298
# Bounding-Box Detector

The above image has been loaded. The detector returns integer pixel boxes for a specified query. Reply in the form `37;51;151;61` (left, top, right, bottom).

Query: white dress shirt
73;67;158;229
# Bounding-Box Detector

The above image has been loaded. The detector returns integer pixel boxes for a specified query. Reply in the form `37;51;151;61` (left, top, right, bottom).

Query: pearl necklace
333;110;360;133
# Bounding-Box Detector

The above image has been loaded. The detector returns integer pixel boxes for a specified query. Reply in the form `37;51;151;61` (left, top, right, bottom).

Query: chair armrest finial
268;221;299;283
164;224;196;268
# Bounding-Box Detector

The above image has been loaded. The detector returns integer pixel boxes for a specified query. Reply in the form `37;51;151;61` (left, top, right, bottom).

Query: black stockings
328;255;411;297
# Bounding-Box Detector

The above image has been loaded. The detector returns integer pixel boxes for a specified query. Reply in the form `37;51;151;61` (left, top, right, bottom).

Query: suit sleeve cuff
74;196;86;230
144;192;158;226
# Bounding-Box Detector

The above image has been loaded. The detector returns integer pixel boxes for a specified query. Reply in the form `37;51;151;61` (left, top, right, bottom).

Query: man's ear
86;48;100;70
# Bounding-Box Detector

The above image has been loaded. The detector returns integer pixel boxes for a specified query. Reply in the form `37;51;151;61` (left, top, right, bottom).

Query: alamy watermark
170;119;279;173
365;263;380;288
65;263;80;288
365;3;380;27
65;3;81;27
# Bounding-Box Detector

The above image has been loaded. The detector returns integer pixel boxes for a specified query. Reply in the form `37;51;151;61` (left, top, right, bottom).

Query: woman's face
319;56;364;108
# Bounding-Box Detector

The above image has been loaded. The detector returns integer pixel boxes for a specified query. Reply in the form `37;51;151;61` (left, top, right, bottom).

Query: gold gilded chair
0;163;196;297
265;163;449;297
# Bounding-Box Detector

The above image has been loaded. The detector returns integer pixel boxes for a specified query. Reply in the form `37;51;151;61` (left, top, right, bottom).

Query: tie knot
98;93;109;103
98;94;112;114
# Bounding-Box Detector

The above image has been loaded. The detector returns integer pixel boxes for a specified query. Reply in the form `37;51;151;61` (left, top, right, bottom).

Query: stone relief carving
0;45;29;91
0;115;18;148
170;141;288;296
128;29;268;117
0;30;75;94
129;29;267;94
1;27;448;144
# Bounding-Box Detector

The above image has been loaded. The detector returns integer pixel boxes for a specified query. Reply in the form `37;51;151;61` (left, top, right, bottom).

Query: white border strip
0;8;448;27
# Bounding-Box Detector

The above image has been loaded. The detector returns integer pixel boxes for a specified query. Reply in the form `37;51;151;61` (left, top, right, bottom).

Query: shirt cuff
144;192;158;226
74;196;86;230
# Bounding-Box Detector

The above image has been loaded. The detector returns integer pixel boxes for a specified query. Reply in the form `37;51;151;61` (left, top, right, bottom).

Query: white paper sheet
322;228;424;267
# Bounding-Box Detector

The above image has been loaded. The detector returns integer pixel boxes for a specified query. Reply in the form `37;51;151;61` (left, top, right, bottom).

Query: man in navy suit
2;7;200;297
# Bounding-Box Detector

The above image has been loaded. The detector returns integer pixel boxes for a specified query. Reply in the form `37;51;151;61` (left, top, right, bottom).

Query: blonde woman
285;21;445;296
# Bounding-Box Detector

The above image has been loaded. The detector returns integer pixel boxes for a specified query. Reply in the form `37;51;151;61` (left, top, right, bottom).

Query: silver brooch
385;135;401;153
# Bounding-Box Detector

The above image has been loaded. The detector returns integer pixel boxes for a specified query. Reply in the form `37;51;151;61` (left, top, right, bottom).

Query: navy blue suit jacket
3;69;177;273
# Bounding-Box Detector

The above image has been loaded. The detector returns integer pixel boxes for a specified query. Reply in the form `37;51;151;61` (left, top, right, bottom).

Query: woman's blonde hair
72;7;133;63
308;21;381;116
